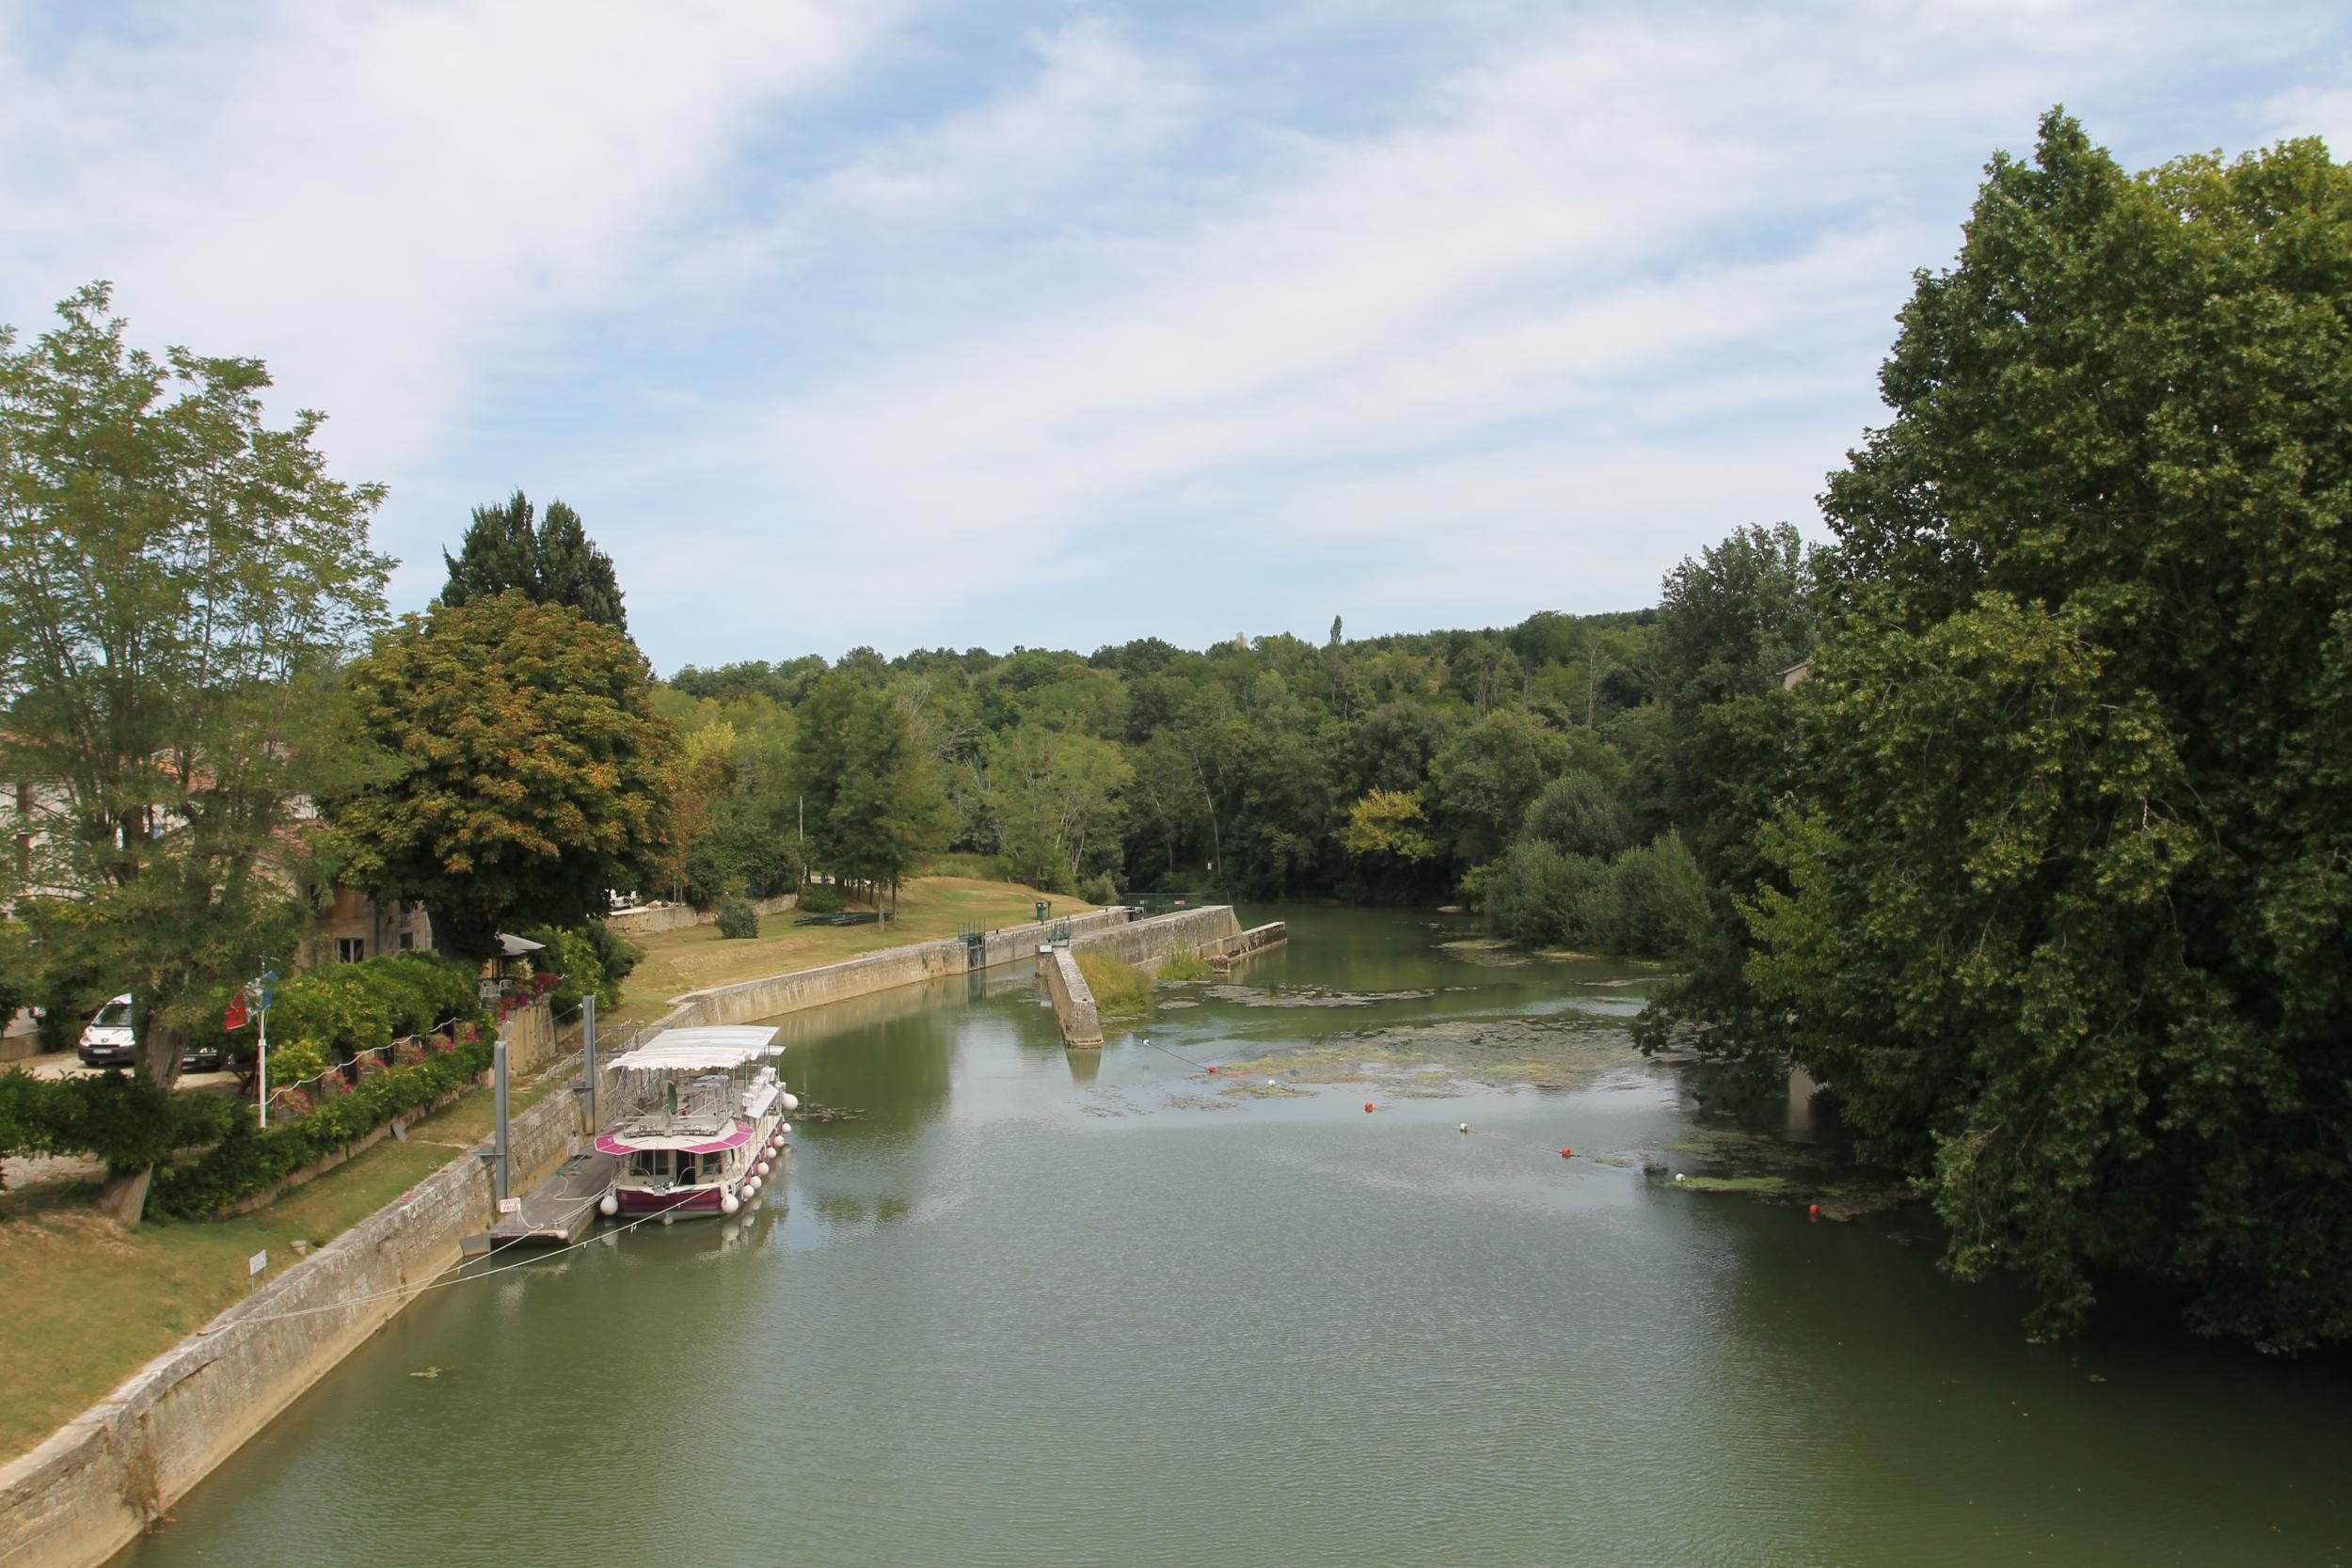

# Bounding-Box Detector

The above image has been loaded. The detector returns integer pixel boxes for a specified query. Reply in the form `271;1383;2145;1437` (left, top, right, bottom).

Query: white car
77;995;136;1067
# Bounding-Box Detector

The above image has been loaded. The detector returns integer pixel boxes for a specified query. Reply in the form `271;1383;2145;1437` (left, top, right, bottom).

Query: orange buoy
1364;1101;1375;1114
1206;1065;1216;1074
1560;1147;1572;1159
1808;1203;1821;1218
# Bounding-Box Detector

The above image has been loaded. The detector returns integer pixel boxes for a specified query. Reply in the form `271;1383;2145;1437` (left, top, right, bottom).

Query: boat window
629;1150;668;1180
676;1154;698;1185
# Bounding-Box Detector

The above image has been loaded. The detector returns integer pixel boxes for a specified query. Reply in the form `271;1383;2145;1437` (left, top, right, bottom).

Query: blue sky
5;2;2348;674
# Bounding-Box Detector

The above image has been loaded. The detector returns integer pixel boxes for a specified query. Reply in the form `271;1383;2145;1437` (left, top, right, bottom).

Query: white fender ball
755;1160;771;1177
780;1122;793;1136
721;1193;740;1216
780;1092;800;1113
598;1193;619;1217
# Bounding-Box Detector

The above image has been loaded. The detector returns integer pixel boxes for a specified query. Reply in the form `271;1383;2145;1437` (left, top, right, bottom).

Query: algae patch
1657;1128;1914;1218
1216;1014;1643;1093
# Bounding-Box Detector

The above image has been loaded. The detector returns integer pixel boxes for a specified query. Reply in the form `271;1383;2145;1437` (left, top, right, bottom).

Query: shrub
1606;832;1708;959
152;1023;498;1217
1158;950;1213;983
0;1070;240;1176
579;920;642;986
1483;841;1614;951
1079;872;1120;907
520;924;627;1012
1073;951;1152;1017
263;1039;329;1096
795;881;845;915
1520;773;1634;861
712;897;761;939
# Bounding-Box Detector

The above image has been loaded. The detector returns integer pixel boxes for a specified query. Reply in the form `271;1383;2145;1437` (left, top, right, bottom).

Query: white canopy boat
595;1025;798;1219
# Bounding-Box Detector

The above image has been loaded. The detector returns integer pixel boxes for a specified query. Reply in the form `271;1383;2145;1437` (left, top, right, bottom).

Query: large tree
787;672;949;905
1750;113;2352;1346
0;284;390;1218
441;490;628;634
332;594;687;959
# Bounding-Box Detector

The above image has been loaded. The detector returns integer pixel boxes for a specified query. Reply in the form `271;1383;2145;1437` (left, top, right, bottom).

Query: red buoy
1364;1101;1375;1114
1206;1065;1217;1074
1560;1147;1572;1159
1808;1203;1821;1218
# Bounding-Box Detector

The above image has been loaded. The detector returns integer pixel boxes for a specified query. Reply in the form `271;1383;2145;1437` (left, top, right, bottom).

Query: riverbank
612;874;1096;1025
0;1046;572;1464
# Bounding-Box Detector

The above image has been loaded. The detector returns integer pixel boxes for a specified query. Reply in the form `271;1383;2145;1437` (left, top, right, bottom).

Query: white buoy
1267;1079;1278;1087
755;1160;771;1177
1459;1123;1470;1134
598;1192;619;1217
779;1122;793;1136
780;1092;800;1113
722;1193;740;1216
1674;1173;1687;1182
661;1212;675;1226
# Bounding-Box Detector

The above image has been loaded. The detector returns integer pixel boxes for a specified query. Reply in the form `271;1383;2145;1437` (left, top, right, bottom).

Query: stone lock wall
0;1001;580;1568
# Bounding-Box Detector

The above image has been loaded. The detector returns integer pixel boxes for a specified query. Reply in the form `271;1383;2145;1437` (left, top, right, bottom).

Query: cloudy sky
4;1;2346;673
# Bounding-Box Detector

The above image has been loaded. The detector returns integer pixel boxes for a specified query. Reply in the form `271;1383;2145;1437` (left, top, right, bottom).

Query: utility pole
579;992;597;1130
491;1038;510;1202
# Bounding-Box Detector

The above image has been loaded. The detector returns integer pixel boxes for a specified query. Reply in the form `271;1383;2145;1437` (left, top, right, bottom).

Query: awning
496;932;547;958
606;1025;783;1074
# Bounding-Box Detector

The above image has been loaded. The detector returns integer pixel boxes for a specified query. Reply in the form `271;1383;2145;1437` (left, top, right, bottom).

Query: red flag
223;991;249;1030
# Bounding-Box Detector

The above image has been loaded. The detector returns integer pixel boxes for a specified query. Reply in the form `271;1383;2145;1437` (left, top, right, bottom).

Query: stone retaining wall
0;1002;580;1568
662;907;1138;1029
1040;948;1104;1048
604;891;798;938
1067;905;1242;968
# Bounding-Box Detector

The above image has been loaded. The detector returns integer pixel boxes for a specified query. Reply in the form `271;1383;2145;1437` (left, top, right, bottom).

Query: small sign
247;1249;267;1278
497;1196;521;1214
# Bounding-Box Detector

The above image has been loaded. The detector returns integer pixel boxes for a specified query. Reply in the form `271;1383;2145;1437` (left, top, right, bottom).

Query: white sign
247;1250;267;1278
497;1197;521;1214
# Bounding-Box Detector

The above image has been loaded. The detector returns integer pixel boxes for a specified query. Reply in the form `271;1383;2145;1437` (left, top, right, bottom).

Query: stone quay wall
1040;947;1104;1048
0;1000;579;1568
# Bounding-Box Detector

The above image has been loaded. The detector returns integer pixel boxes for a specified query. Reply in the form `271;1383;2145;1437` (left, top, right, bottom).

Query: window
398;932;415;952
336;938;365;964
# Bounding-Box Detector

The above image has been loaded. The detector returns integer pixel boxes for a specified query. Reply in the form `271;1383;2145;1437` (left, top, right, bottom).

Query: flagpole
257;1000;268;1131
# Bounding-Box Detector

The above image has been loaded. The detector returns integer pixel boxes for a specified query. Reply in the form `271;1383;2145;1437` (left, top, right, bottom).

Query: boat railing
611;1072;737;1135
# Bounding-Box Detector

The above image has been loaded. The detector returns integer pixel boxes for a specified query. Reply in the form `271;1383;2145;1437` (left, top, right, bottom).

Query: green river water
115;909;2348;1567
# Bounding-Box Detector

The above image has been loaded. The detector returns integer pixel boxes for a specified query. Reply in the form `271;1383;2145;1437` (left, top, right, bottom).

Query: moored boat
595;1025;799;1219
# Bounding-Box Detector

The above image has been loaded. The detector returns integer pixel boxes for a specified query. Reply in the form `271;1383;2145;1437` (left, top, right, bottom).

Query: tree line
4;111;2347;1349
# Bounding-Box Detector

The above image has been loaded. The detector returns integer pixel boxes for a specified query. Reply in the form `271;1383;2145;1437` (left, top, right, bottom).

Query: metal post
256;1003;269;1131
580;993;597;1129
492;1039;510;1203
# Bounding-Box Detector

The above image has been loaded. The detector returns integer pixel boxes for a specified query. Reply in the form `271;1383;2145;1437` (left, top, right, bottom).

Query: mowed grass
0;1056;562;1462
612;875;1095;1025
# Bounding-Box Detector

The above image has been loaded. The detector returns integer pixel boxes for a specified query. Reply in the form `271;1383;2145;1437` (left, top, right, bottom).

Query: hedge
0;1070;242;1180
151;1025;496;1218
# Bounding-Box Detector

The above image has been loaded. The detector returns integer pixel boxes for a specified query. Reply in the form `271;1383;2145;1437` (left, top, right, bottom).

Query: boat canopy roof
606;1025;782;1075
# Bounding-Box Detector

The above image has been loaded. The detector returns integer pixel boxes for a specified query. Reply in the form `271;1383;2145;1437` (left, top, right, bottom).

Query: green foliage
789;673;951;899
152;1028;498;1218
441;491;628;634
1079;872;1120;906
519;924;628;1011
1606;832;1707;958
1520;773;1633;861
1074;950;1151;1017
0;1071;240;1177
1744;113;2352;1347
795;882;846;915
332;594;691;960
711;897;760;940
1157;949;1212;983
0;283;392;1100
1482;841;1613;951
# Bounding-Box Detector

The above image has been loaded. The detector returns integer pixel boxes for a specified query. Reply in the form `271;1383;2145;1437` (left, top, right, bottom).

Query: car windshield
93;1001;133;1028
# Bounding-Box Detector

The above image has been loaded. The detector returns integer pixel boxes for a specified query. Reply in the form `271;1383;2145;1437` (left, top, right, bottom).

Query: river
115;908;2350;1567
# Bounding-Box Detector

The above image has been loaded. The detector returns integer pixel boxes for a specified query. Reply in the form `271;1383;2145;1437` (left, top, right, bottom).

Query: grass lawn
0;1056;568;1462
611;874;1094;1025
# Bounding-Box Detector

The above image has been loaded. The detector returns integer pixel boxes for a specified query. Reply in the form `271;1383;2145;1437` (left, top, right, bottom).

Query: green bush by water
713;897;761;939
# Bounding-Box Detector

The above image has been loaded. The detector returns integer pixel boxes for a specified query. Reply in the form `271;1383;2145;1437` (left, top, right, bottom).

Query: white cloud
0;0;882;598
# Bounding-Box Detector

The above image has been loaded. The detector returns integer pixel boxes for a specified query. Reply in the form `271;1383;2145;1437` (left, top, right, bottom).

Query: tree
331;594;688;960
1427;708;1591;866
441;490;628;634
787;672;948;903
0;283;390;1218
980;722;1130;894
1519;773;1633;861
1754;113;2352;1346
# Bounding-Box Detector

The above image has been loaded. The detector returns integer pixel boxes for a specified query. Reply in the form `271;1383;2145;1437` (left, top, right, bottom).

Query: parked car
76;995;137;1067
180;1037;230;1072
